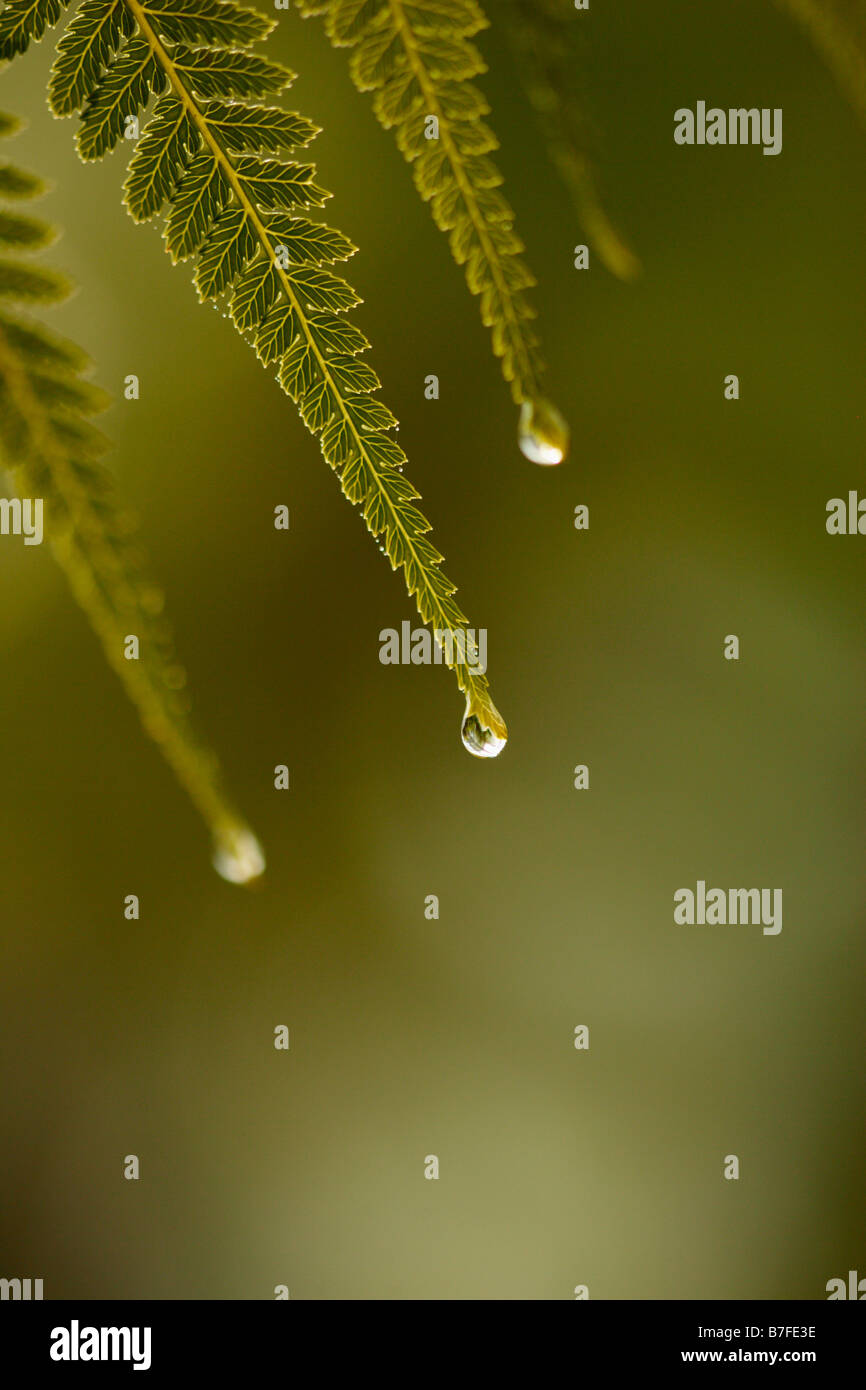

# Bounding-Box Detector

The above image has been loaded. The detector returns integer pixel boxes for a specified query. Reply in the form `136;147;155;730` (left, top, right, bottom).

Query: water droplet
518;397;569;466
461;699;507;759
212;826;266;885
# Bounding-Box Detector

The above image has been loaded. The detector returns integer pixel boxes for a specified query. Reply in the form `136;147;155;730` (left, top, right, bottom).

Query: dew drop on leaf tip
518;397;569;466
212;826;266;884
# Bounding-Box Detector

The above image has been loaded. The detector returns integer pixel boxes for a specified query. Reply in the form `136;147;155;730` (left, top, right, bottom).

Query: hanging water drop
461;700;507;759
212;825;266;884
518;397;569;465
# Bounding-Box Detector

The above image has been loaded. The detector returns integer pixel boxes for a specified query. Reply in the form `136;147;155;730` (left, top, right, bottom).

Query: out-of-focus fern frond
775;0;866;124
0;105;264;880
501;0;639;284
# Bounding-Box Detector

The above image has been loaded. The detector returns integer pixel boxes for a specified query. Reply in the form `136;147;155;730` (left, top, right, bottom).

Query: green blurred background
1;0;864;1299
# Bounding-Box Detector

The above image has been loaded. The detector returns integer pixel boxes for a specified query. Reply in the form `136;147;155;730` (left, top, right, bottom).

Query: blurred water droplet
518;397;569;465
212;826;266;885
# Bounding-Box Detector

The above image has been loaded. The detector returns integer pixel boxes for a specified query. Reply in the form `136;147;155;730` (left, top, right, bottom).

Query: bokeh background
1;0;865;1299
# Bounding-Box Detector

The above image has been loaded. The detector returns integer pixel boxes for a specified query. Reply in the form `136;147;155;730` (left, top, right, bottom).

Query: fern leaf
169;42;292;97
297;0;569;463
202;100;320;155
0;160;46;196
164;148;230;259
0;111;264;881
775;0;866;124
76;33;162;159
0;0;508;752
0;207;57;246
0;0;66;58
0;256;68;299
501;0;640;285
49;0;135;115
141;0;273;47
123;95;192;220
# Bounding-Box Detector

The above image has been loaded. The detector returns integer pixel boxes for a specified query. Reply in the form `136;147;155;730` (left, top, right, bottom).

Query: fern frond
774;0;866;124
0;109;264;881
297;0;569;464
501;0;640;284
1;0;507;753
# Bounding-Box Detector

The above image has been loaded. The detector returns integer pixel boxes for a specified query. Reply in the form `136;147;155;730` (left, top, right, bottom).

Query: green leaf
324;351;380;395
171;42;293;97
0;258;69;301
77;34;163;159
344;393;398;434
49;0;135;115
194;204;257;299
0;210;55;248
202;100;320;153
232;155;330;211
164;149;230;261
0;162;45;198
0;310;90;370
229;252;278;329
253;301;296;364
277;336;316;400
124;95;195;221
306;310;370;355
5;0;508;751
0;0;67;60
142;0;275;47
265;215;357;265
28;366;111;413
321;411;359;466
289;265;362;313
297;371;336;431
305;0;568;453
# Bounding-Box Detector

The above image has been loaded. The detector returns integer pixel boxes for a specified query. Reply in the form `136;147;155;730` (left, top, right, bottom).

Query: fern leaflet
297;0;570;464
0;0;508;754
0;107;264;880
